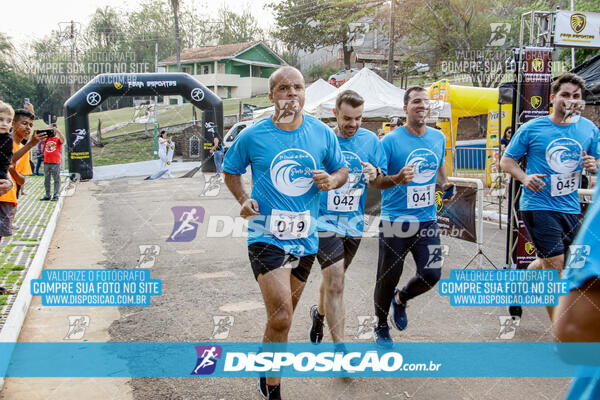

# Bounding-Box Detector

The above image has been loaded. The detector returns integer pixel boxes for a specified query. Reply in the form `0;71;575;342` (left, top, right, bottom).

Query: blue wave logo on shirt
270;149;317;196
545;138;582;173
340;151;364;190
406;148;439;184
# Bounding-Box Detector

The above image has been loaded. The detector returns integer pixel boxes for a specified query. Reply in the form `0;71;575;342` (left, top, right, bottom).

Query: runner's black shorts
520;210;582;258
248;242;315;282
316;231;362;269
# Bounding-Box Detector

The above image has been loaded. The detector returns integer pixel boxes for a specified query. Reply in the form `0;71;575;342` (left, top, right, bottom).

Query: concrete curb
92;160;202;181
0;185;67;389
482;209;508;224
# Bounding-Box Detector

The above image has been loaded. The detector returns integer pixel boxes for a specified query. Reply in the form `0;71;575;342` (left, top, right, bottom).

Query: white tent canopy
304;68;408;118
252;78;336;120
305;68;452;120
253;68;451;121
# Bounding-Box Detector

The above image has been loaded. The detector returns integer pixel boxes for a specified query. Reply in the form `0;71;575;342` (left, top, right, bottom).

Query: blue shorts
316;232;361;269
520;210;582;258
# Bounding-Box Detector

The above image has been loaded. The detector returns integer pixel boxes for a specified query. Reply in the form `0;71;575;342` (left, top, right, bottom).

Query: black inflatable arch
64;73;224;180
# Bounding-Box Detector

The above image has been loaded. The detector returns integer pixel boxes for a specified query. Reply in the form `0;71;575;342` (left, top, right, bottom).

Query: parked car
328;68;360;87
223;120;255;151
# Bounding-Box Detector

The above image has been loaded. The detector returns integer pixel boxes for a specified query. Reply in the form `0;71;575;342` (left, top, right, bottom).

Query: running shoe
257;377;268;399
374;323;393;348
309;304;324;344
391;289;408;330
257;377;281;400
509;305;522;320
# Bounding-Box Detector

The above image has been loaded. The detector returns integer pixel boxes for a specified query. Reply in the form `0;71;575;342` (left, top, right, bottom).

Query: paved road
91;174;569;399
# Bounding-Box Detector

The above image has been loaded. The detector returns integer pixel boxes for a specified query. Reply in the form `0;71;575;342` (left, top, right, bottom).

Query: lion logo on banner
530;96;542;109
525;242;536;255
531;58;544;73
571;13;586;34
435;190;444;213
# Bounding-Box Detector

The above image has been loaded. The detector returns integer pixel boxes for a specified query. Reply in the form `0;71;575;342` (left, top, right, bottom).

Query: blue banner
30;269;161;306
1;342;599;378
439;269;570;306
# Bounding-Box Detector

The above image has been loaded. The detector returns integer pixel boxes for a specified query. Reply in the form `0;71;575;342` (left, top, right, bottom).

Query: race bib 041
407;183;435;209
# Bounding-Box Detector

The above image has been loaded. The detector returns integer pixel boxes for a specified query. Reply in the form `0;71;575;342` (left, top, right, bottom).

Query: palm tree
87;6;123;49
169;0;181;72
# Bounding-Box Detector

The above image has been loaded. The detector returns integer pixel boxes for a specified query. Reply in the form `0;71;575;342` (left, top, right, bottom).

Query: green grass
92;135;155;166
11;265;25;271
5;274;19;284
0;295;7;306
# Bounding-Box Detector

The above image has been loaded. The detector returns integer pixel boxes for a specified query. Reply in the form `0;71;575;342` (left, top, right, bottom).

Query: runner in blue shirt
372;86;455;347
307;90;387;349
554;181;600;400
501;72;600;320
223;66;348;400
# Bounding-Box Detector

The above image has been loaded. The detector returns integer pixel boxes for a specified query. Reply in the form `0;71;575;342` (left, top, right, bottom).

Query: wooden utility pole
387;0;395;83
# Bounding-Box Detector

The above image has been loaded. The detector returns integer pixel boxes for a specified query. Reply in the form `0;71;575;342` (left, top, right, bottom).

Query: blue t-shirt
223;115;347;256
317;128;387;236
565;367;600;400
563;180;600;290
562;181;600;400
504;116;600;214
380;126;446;222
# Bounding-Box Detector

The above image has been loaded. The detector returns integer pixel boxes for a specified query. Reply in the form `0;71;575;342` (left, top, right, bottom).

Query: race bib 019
550;171;580;197
269;209;311;240
327;188;363;212
407;183;435;209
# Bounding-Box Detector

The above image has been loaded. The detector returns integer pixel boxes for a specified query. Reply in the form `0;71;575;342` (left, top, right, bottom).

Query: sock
315;308;324;321
267;384;281;400
259;377;267;396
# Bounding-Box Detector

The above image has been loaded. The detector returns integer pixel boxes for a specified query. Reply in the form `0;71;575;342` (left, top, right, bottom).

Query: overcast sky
3;0;276;49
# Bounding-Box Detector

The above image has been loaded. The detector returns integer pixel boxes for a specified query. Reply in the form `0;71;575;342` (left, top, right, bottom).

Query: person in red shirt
40;125;65;201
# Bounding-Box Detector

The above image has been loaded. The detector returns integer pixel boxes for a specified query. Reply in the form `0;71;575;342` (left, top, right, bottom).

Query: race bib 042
327;188;363;212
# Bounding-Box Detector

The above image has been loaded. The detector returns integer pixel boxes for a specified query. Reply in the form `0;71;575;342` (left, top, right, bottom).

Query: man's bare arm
8;166;24;187
224;172;259;218
12;131;46;164
372;165;414;190
553;278;600;342
500;155;546;192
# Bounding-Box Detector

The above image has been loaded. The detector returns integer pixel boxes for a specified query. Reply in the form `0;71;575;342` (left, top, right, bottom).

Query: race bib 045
550;171;580;197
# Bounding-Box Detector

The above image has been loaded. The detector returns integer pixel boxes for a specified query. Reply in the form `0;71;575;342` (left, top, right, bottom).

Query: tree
85;6;124;50
269;0;378;70
395;0;523;87
169;0;181;72
0;33;38;112
216;8;264;45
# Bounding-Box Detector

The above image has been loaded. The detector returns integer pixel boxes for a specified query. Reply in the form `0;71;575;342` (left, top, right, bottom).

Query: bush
307;65;339;82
